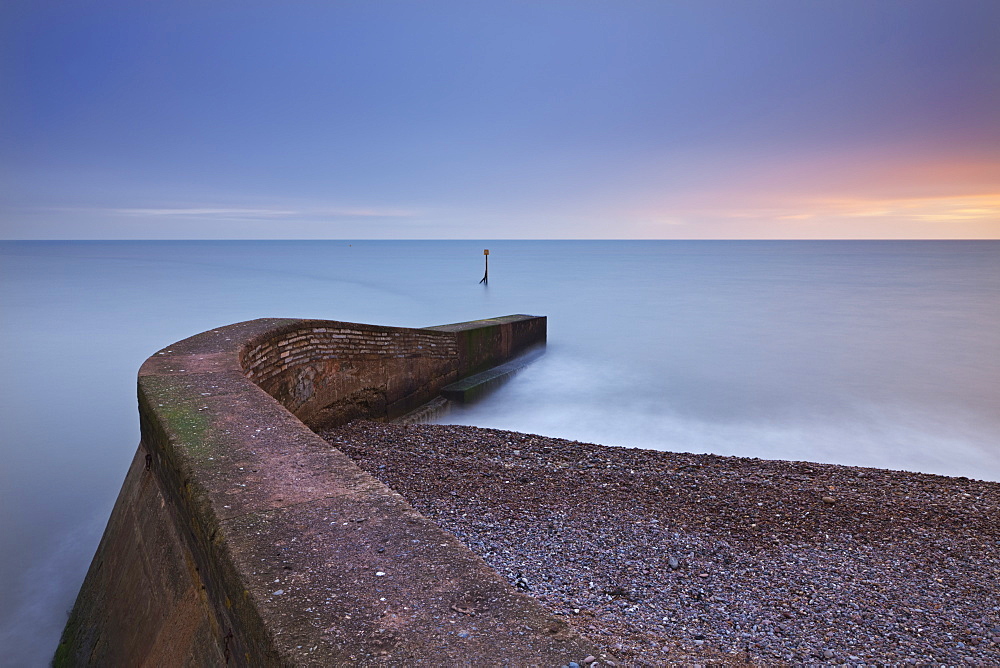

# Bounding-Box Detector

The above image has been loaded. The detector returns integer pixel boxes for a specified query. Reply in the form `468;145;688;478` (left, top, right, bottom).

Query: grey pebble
329;421;1000;668
568;663;580;668
583;656;597;664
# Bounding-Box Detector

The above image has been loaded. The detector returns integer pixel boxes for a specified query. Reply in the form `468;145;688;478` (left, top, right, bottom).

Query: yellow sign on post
480;250;489;284
484;249;489;255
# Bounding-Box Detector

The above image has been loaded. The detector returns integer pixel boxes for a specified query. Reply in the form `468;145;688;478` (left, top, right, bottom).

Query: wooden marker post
479;249;489;285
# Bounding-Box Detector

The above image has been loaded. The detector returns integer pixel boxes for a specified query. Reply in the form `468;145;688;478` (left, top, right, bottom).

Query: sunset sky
2;0;998;239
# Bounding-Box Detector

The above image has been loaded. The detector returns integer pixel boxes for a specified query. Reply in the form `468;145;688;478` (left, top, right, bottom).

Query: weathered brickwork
242;325;456;386
237;322;460;427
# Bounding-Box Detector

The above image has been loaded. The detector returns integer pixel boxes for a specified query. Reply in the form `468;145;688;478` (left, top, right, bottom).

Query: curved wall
56;316;613;666
241;320;458;428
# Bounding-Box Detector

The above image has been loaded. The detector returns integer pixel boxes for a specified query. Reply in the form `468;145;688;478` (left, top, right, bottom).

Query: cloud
26;204;420;223
115;207;296;216
110;206;417;220
0;202;426;238
704;193;1000;223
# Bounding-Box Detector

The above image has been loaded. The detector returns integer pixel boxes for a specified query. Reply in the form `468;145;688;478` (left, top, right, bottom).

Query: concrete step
440;347;545;403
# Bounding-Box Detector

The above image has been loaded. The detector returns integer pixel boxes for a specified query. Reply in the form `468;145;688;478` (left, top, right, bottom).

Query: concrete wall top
61;315;612;666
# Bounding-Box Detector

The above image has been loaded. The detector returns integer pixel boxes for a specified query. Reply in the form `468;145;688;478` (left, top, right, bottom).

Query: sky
1;0;998;240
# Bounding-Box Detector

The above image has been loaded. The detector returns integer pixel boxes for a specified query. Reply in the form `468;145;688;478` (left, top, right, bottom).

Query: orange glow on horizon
623;154;1000;238
628;193;1000;239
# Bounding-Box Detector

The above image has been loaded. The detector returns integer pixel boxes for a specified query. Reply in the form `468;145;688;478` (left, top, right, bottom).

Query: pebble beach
320;421;1000;666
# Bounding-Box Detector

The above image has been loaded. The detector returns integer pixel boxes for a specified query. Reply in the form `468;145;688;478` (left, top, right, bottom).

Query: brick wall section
56;315;611;667
238;321;460;428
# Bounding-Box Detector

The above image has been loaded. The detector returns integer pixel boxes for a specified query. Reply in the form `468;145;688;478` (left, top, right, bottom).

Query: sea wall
241;321;459;429
55;316;613;666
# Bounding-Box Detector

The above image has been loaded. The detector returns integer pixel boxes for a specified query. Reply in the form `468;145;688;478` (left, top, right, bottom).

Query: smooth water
1;240;997;665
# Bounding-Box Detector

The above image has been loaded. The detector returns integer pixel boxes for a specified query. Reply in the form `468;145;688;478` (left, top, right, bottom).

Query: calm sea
1;240;998;665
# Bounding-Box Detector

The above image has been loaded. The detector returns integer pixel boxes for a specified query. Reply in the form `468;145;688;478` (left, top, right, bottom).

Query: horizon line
2;237;999;243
